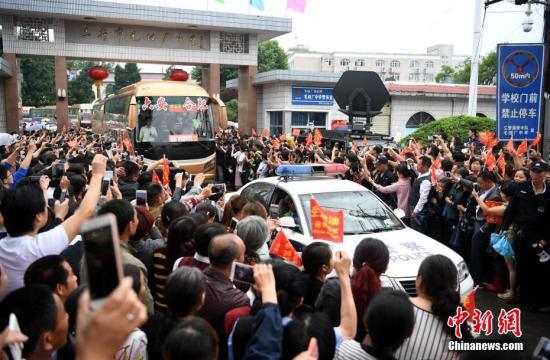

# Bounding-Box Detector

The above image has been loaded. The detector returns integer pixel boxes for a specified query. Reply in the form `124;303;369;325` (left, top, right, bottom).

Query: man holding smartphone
0;155;107;298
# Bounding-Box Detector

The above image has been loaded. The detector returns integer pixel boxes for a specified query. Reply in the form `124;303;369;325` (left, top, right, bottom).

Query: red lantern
88;66;110;99
170;69;189;82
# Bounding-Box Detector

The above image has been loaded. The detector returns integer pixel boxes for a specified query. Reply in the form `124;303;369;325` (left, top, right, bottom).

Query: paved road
476;288;549;357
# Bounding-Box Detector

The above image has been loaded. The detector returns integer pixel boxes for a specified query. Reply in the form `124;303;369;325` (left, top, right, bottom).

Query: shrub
399;115;496;145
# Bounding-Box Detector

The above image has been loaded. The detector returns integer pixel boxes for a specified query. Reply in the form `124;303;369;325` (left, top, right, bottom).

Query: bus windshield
136;96;214;143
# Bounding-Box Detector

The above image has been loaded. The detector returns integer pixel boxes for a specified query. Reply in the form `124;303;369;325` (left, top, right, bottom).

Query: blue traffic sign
497;43;545;141
291;86;334;106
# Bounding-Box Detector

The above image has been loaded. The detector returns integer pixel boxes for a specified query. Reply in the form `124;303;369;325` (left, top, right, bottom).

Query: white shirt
139;126;158;142
0;226;69;299
413;172;432;214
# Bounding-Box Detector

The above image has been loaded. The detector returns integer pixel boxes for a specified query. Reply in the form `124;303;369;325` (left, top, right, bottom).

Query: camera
522;13;534;33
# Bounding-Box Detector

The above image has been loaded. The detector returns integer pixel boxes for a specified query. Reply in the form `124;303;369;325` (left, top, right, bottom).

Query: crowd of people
0;126;547;360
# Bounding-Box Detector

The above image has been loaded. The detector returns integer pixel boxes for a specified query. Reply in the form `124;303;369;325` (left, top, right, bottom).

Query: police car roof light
275;164;347;177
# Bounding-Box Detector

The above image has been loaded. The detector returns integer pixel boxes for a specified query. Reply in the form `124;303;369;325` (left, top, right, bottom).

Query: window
425;61;434;69
291;112;327;128
410;60;419;68
423;74;434;82
408;73;419;81
356;59;365;67
406;112;435;129
375;59;385;67
390;60;400;68
394;73;400;81
340;58;350;66
269;111;283;135
241;182;276;204
323;58;333;66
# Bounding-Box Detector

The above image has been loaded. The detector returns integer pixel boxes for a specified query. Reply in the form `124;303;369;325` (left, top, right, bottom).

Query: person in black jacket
371;155;396;208
118;160;140;201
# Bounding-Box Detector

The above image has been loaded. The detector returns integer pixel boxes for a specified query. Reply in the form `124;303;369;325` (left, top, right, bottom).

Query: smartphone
230;262;254;286
60;189;67;203
136;190;147;206
427;135;434;141
28;175;42;184
212;183;226;194
474;183;480;192
102;171;113;196
229;217;238;232
189;174;196;183
8;313;23;360
81;214;123;309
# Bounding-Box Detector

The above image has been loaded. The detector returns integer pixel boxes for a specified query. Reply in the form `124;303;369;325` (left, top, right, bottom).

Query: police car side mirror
393;208;406;219
279;216;298;229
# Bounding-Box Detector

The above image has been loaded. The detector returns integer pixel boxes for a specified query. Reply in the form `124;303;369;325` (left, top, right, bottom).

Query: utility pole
468;0;484;116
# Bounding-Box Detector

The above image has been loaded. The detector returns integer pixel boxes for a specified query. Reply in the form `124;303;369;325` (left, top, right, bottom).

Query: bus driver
139;116;158;142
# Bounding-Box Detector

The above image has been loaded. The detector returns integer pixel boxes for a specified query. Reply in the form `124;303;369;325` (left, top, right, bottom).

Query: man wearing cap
370;155;397;208
503;161;550;310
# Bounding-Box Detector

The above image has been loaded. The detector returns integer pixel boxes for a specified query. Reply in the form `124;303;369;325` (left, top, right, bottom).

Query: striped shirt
395;305;458;360
334;340;378;360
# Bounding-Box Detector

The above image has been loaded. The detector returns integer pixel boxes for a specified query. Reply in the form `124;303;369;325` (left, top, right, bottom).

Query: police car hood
328;228;464;278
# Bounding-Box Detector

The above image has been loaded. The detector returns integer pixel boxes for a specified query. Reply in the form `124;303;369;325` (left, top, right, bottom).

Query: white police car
227;164;474;299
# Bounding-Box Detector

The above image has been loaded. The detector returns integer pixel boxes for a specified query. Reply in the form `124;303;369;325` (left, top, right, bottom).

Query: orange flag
310;197;344;243
271;139;281;150
261;128;270;138
280;133;287;141
462;288;476;321
313;129;323;146
270;230;302;267
506;138;515;154
516;139;528;156
530;132;541;147
497;152;506;177
478;132;495;146
400;146;413;157
251;128;257;137
152;170;162;185
306;133;313;146
292;128;301;137
162;156;170;186
485;151;496;171
486;137;499;150
362;136;368;147
123;136;133;154
431;156;441;184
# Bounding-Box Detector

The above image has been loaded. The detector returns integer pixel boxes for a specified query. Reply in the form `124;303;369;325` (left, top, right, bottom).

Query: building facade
288;44;467;83
227;70;496;142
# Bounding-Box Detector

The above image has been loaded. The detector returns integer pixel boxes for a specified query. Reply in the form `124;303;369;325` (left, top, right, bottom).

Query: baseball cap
530;161;548;173
375;155;388;165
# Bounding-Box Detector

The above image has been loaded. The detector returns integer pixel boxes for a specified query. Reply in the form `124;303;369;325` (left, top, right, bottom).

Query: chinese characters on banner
310;197;344;242
497;44;545;141
269;230;302;267
447;307;522;339
292;86;334;106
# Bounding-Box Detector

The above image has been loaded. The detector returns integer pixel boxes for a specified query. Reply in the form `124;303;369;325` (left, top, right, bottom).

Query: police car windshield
299;191;404;235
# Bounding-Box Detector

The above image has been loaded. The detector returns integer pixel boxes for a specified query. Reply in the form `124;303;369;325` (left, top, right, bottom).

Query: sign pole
468;0;483;116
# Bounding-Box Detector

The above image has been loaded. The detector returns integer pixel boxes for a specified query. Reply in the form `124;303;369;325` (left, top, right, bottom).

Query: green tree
435;65;455;83
68;62;95;105
20;57;56;107
257;40;288;73
190;67;238;90
453;58;472;84
226;99;238;122
114;63;141;91
450;50;497;85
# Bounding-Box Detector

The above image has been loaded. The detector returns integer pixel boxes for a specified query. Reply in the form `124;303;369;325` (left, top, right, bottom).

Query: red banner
310;197;344;243
162;156;170;186
269;230;302;267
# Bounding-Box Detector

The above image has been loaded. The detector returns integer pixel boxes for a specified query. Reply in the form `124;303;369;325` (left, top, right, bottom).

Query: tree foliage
399;115;496;145
114;63;141;91
435;50;497;85
67;62;95;105
435;65;455;83
226;99;238;122
21;57;56;107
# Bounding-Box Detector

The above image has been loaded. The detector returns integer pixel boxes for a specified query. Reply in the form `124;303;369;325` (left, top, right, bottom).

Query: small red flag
280;133;287;141
313;129;323;146
271;139;281;150
485;151;496;171
152;170;162;185
431;156;441;184
123;136;133;154
530;132;541;147
478;132;495;146
270;230;302;267
497;152;506;176
362;136;368;147
310;196;344;243
506;138;515;154
400;146;413;157
306;133;313;146
516;139;528;156
292;128;301;137
261;128;270;138
162;156;170;186
62;125;67;133
462;288;476;320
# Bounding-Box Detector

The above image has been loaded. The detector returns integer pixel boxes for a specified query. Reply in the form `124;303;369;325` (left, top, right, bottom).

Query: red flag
270;230;302;267
62;125;67;133
462;288;476;320
352;140;358;152
485;151;496;171
362;136;368;147
306;133;313;146
271;139;281;150
478;132;495;146
530;132;542;147
280;133;287;141
123;137;133;154
162;156;170;186
261;128;270;138
506;138;515;154
313;129;323;146
310;197;344;243
497;152;506;176
516;139;528;156
431;156;441;184
251;128;257;137
152;170;162;185
400;146;413;157
486;137;499;150
292;128;301;137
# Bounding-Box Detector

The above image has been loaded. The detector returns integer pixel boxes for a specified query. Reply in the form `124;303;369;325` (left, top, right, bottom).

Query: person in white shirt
0;155;106;299
409;156;433;235
139;117;158;142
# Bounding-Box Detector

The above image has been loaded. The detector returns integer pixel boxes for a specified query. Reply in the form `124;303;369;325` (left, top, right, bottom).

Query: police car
227;164;474;299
